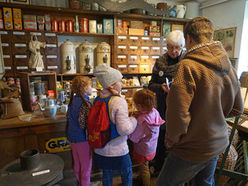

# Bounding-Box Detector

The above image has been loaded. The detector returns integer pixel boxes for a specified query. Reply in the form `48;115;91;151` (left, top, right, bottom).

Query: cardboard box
23;15;37;31
3;7;13;30
13;8;22;30
128;28;144;36
130;21;143;29
103;19;113;34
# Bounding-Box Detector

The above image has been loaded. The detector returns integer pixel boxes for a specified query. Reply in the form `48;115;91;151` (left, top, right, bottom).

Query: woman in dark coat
148;30;185;174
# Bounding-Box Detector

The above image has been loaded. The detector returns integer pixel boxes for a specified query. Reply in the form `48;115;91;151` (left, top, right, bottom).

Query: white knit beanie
93;64;123;88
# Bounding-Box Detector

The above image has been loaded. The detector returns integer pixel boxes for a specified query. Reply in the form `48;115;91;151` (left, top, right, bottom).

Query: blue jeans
156;152;218;186
102;166;133;186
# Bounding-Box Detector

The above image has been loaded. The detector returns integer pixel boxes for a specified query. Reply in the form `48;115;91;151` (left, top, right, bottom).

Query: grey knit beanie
93;64;123;88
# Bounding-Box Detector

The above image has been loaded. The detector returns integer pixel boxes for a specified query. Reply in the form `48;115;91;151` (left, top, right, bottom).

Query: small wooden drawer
128;45;139;55
140;55;150;63
150;46;161;55
151;37;161;46
12;43;28;54
140;36;151;46
150;55;160;64
128;64;139;73
3;56;12;67
117;45;128;54
117;35;128;45
116;64;128;74
140;64;150;73
128;36;140;45
44;32;57;44
128;55;139;64
12;31;28;43
117;55;128;64
0;31;11;43
1;43;11;54
162;46;168;54
140;46;150;55
45;46;58;55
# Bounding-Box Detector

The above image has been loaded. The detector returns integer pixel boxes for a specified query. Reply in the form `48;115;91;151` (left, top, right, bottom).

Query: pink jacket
129;108;164;156
94;89;137;157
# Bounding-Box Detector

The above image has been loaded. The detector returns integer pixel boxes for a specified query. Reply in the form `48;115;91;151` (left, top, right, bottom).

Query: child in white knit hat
92;64;137;186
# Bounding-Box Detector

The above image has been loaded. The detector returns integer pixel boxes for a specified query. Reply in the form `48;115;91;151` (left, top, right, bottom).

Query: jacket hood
184;41;231;74
137;108;165;127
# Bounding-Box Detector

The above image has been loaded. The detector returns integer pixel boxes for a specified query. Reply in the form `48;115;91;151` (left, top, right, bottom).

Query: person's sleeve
128;121;145;143
227;84;244;117
165;64;195;148
110;97;137;136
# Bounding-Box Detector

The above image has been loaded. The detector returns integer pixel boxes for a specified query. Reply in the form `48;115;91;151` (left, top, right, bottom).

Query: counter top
0;112;66;130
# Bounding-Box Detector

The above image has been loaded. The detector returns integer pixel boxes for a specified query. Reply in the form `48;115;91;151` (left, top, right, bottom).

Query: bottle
74;15;79;32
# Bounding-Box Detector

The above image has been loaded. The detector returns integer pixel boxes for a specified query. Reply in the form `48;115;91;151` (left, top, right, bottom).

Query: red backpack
87;95;120;148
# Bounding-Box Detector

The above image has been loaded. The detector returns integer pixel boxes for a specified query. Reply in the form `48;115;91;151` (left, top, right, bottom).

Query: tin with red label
79;18;88;33
66;20;73;32
52;20;58;32
58;20;65;32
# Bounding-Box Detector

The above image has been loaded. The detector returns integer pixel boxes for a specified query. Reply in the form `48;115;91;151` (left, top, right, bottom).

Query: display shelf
57;32;114;37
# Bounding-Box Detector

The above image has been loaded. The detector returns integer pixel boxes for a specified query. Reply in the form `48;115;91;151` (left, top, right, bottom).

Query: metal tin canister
52;20;58;32
80;18;88;33
66;20;73;32
123;21;128;28
117;19;122;27
89;20;96;33
58;20;65;32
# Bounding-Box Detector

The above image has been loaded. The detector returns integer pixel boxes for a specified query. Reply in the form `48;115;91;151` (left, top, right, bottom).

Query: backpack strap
94;95;120;140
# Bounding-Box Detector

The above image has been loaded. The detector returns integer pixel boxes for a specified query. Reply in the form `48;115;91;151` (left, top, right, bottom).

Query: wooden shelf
57;73;94;76
57;32;114;37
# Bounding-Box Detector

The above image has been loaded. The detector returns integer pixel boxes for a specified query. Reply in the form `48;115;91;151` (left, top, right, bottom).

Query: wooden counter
0;113;73;169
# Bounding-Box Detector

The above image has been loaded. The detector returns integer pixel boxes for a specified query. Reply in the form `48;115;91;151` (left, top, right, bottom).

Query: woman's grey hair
166;30;185;47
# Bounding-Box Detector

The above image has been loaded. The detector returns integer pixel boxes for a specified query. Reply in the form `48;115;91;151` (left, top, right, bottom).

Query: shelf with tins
0;2;188;79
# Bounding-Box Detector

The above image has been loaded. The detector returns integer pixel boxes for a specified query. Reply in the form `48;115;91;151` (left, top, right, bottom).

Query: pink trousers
70;141;92;186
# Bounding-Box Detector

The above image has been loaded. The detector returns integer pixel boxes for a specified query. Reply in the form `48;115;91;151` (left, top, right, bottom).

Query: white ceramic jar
176;4;186;19
60;39;76;74
96;42;111;66
79;40;94;74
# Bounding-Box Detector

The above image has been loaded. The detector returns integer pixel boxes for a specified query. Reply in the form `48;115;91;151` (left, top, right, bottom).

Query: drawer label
45;33;56;37
0;31;8;35
152;47;160;50
152;56;159;59
141;46;149;50
2;43;9;47
47;66;58;69
13;31;25;35
152;37;160;41
4;66;11;70
3;55;10;58
17;66;28;70
15;55;27;58
47;55;57;59
129;46;138;49
130;55;137;59
46;44;57;48
118;46;126;49
129;65;138;68
141;37;149;40
118;36;127;39
15;43;27;47
141;56;149;59
118;55;126;59
118;65;127;68
130;36;138;40
30;32;42;36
